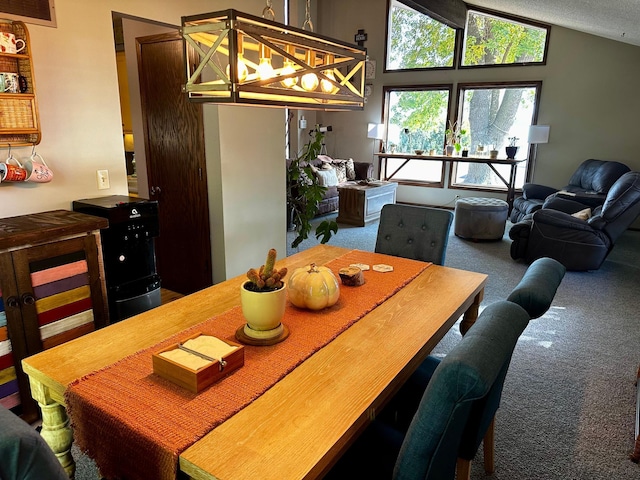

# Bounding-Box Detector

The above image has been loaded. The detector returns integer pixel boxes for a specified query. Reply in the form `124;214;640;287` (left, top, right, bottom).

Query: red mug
0;155;28;182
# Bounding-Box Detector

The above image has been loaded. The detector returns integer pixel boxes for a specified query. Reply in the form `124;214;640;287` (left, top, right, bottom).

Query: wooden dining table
21;245;486;479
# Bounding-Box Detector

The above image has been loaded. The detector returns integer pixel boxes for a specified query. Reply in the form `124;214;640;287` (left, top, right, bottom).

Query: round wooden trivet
235;323;290;346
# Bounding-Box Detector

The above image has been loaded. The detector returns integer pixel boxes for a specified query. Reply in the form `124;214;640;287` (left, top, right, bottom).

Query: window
386;0;456;71
451;82;541;189
462;9;549;67
382;86;452;184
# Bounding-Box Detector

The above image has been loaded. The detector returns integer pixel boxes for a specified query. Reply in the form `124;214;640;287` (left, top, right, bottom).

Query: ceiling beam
398;0;467;29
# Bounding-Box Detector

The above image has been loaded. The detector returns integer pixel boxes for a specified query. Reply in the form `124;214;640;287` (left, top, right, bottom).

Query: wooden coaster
372;264;394;272
350;263;370;271
235;323;290;346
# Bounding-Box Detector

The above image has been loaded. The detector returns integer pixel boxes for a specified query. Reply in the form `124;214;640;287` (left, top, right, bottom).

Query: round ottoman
454;197;508;240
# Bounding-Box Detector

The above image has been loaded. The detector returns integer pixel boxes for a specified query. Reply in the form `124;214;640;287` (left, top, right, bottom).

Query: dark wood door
137;32;212;295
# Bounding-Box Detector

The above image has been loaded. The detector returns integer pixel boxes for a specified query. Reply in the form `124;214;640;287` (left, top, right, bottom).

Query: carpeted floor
288;211;640;480
72;211;640;479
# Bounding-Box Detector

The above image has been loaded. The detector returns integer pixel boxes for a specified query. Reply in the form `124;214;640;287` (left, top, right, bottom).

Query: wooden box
152;333;244;393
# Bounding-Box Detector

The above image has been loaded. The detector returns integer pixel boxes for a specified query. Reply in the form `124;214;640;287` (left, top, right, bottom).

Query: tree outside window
383;4;548;190
386;0;456;71
452;83;541;189
383;87;451;183
462;10;548;67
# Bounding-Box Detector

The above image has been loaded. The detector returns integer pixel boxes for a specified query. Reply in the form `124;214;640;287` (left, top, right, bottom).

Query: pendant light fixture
180;1;366;110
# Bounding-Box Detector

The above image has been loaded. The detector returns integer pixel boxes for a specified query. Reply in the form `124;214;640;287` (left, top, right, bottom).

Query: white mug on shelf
0;72;19;93
0;32;25;54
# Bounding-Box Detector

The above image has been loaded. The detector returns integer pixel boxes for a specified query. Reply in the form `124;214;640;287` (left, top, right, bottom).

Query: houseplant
287;128;338;248
240;248;288;340
505;137;519;159
445;120;467;156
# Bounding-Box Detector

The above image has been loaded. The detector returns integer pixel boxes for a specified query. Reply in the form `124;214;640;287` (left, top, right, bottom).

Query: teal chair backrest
507;257;566;318
393;300;530;480
375;204;454;265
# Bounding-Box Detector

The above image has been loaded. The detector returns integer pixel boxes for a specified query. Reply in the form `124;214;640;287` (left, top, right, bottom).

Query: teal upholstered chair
326;258;565;480
390;257;566;478
0;406;68;480
325;300;530;480
506;257;566;319
375;204;454;265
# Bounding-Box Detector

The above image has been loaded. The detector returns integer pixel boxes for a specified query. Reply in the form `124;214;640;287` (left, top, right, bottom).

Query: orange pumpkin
288;263;340;310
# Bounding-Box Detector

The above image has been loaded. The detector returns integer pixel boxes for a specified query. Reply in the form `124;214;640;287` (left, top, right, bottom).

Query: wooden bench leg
456;457;471;480
483;417;495;474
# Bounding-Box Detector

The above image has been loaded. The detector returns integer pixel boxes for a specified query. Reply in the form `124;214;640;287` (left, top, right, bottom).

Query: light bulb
257;58;275;80
281;61;298;88
301;73;319;91
226;55;248;83
320;71;338;94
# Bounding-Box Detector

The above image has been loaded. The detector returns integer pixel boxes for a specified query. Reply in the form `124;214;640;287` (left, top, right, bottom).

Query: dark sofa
287;156;373;216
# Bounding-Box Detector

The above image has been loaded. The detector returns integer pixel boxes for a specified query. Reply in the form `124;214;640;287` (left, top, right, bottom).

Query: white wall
317;0;640;207
0;0;287;283
214;106;287;281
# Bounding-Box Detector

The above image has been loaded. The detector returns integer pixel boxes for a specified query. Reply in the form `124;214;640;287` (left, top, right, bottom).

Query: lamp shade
367;123;385;140
123;133;134;152
528;125;550;144
181;10;366;111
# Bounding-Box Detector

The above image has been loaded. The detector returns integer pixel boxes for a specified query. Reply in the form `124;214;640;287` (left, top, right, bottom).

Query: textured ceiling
465;0;640;47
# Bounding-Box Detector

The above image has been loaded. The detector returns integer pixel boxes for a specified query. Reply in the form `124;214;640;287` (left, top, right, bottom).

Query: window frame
383;0;462;74
382;83;453;187
458;7;551;69
448;80;542;193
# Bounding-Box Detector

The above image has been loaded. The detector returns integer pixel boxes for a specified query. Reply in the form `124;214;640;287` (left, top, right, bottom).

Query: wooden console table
336;181;397;226
375;153;525;214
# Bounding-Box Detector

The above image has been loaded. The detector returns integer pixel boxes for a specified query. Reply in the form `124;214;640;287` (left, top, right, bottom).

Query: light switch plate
97;169;110;189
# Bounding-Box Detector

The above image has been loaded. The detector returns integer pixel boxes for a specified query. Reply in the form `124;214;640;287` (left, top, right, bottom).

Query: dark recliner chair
509;171;640;271
510;159;630;222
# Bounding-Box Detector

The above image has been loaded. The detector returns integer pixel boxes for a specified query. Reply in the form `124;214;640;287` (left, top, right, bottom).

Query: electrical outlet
97;170;110;190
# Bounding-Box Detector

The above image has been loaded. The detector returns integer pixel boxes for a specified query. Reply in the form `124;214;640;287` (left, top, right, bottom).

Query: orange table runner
65;250;430;480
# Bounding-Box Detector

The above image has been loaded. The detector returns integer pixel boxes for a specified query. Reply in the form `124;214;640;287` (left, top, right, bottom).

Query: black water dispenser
72;195;161;322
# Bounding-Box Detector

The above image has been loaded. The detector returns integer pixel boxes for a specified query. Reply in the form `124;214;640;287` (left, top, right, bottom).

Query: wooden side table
336;181;397;226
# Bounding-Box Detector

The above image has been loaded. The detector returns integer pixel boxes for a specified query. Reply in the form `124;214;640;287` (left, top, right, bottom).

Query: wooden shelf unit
0;21;40;146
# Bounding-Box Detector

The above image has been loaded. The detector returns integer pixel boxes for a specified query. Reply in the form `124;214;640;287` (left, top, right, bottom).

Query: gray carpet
288;212;640;480
73;212;640;479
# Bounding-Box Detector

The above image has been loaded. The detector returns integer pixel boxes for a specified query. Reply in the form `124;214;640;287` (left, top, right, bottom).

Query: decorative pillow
331;161;348;183
354;161;372;180
571;208;592;220
299;167;314;186
315;167;339;187
345;158;356;180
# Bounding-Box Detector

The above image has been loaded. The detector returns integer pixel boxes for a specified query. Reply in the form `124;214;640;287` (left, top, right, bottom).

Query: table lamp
367;123;386;153
528;125;550;170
